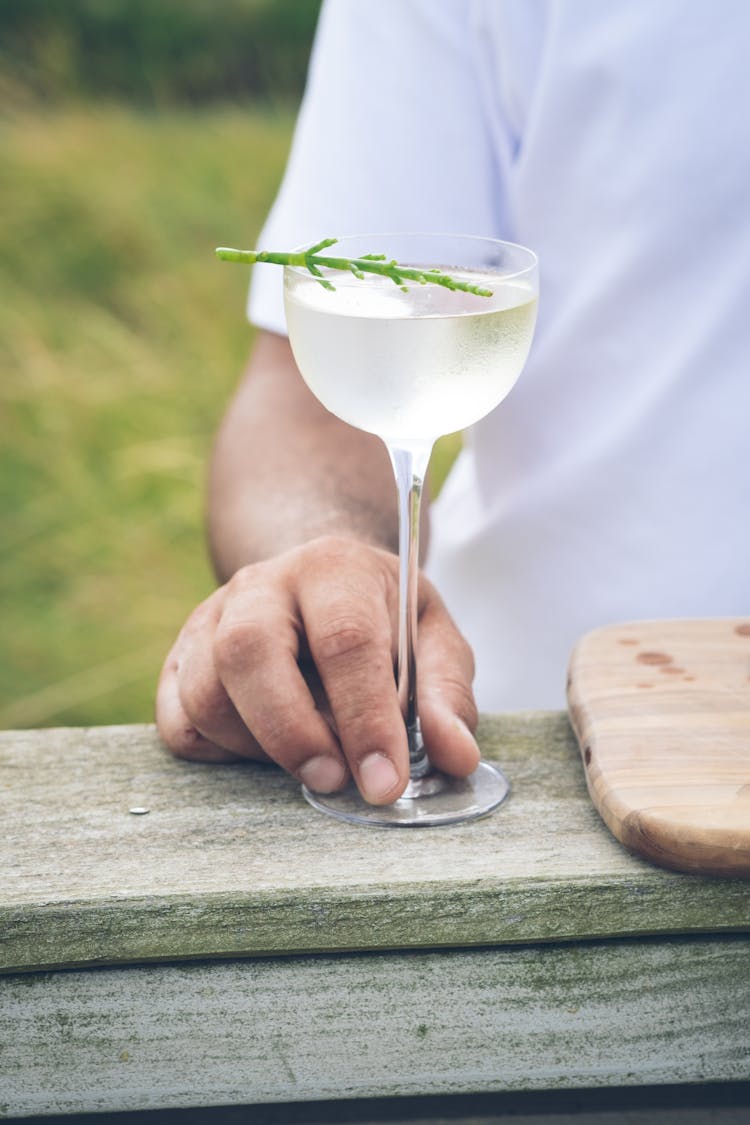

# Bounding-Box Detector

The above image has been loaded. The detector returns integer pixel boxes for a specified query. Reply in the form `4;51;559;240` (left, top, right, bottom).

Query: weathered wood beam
2;936;748;1116
2;717;748;973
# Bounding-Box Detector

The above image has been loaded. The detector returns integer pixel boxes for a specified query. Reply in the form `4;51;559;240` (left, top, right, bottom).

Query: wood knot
636;651;673;665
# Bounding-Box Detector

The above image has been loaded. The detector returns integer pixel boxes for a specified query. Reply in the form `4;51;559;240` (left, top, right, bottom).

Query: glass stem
388;442;433;780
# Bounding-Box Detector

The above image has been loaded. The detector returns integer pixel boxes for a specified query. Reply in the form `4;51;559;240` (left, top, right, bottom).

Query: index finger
299;563;408;805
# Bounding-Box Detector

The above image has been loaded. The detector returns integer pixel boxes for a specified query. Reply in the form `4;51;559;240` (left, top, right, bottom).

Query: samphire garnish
216;237;493;296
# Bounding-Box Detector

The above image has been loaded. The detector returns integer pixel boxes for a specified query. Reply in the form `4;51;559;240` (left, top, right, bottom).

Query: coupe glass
283;234;538;826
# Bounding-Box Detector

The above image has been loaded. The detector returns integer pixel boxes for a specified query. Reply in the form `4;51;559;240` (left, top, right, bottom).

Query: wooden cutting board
567;618;750;877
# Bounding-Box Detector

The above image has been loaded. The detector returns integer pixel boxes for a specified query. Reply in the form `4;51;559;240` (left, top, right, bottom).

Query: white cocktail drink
285;270;537;443
281;234;538;827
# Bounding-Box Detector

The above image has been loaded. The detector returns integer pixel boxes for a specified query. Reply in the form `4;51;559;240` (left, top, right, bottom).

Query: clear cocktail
283;233;538;826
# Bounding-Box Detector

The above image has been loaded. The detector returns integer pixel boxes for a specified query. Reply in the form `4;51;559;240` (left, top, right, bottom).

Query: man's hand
156;535;480;804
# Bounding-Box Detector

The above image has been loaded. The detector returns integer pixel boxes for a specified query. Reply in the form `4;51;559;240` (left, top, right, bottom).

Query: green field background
1;1;459;731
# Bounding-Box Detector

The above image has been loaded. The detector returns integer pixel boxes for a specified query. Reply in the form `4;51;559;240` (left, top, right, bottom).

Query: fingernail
358;753;401;803
298;755;346;793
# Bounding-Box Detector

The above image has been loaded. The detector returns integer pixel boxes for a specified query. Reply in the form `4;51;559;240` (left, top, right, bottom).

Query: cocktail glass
284;233;538;826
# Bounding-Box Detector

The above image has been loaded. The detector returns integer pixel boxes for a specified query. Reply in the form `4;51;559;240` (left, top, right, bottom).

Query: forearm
207;330;412;581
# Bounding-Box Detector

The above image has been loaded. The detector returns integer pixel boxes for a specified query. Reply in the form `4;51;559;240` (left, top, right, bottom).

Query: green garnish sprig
215;237;493;297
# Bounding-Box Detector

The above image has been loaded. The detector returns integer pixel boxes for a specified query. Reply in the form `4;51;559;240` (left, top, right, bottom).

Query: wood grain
567;618;750;876
2;715;749;972
2;716;749;1116
2;936;748;1115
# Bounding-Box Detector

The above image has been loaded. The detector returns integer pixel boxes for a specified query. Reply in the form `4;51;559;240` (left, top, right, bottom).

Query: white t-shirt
249;0;750;711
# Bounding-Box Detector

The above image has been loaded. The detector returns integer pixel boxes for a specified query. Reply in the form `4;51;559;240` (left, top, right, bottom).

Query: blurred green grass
1;103;460;730
0;104;294;727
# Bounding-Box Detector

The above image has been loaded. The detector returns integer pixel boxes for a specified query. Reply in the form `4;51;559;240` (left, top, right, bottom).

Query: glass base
301;760;510;828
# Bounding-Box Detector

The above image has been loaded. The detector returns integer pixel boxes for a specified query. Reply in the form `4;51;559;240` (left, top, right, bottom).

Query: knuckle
180;672;232;728
307;533;356;560
313;617;379;664
159;718;210;761
300;534;381;577
347;710;399;754
425;625;476;681
225;561;269;593
259;712;326;767
213;617;269;674
455;634;476;680
460;697;479;732
435;674;478;728
180;588;223;640
454;687;479;729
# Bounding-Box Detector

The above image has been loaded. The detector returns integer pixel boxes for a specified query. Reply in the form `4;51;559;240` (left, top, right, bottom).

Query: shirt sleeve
248;0;507;334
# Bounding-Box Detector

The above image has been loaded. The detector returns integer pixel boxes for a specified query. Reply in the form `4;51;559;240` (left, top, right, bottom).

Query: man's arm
156;330;480;804
207;331;400;577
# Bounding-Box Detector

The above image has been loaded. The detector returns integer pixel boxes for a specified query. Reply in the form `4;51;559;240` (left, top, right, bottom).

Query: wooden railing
1;714;748;1116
